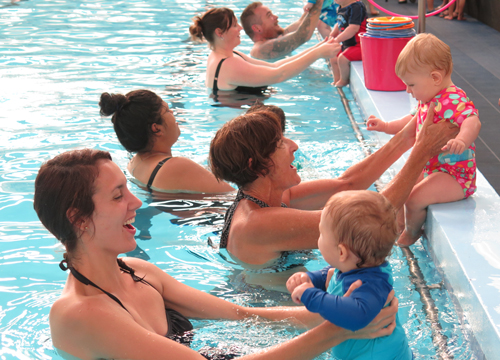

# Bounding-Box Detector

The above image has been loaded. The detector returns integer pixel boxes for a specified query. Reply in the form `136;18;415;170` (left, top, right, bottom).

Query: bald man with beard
241;0;324;59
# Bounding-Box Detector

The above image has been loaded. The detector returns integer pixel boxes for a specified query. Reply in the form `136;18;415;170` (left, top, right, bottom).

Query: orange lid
367;16;413;24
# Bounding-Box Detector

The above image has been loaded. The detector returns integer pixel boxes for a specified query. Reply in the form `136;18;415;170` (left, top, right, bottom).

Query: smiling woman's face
268;136;301;189
87;160;142;254
221;17;243;48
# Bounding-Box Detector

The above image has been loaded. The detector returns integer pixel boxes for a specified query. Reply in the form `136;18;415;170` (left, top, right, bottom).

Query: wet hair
189;8;237;46
246;100;286;132
99;90;164;153
209;111;282;188
396;33;453;77
33;149;112;257
323;190;398;268
240;2;262;40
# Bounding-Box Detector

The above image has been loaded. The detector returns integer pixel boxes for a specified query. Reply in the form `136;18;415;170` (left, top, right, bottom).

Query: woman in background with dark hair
33;149;398;360
189;8;340;97
99;89;233;193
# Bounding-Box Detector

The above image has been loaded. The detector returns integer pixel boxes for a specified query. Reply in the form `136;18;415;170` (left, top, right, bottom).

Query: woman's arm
221;38;340;88
285;124;413;210
235;40;324;68
52;258;398;360
288;105;459;211
154;157;234;193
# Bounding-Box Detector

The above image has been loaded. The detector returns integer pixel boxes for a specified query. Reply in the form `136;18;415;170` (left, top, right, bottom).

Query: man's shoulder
250;39;278;60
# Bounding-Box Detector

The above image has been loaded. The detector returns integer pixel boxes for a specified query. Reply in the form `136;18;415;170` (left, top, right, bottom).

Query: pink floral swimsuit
416;85;478;198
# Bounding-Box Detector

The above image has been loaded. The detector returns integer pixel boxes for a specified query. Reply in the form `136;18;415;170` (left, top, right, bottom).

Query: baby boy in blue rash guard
286;190;412;360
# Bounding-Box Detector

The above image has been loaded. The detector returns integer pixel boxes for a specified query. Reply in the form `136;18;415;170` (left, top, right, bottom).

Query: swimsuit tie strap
59;259;129;312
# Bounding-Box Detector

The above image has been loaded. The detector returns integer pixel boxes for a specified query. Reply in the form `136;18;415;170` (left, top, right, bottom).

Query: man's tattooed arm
254;0;324;59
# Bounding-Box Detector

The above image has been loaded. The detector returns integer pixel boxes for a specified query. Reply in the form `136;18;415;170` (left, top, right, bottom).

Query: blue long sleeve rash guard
301;263;393;331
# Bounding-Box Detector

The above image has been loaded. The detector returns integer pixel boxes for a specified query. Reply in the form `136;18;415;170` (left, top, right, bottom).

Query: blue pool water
0;0;477;359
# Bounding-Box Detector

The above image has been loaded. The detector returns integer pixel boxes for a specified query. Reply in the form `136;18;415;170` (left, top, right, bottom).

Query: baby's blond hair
395;33;453;77
323;190;398;268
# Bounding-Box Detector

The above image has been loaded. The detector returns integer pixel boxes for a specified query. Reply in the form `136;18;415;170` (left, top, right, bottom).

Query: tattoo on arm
261;1;321;59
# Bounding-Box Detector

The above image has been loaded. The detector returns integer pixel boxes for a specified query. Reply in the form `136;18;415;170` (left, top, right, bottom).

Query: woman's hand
415;102;460;158
351;294;398;339
318;36;341;58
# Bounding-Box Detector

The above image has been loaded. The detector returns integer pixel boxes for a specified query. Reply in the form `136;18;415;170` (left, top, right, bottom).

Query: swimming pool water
0;0;477;359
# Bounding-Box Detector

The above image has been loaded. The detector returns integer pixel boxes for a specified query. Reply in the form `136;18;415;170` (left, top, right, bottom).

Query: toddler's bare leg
398;172;464;247
330;55;340;83
335;54;351;87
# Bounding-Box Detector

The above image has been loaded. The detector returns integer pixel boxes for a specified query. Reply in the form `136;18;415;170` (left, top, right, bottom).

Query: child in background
366;33;481;247
303;0;339;39
287;190;412;360
329;0;367;87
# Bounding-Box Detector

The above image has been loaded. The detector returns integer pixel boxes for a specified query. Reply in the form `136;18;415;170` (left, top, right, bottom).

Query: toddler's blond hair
323;190;398;268
396;33;453;77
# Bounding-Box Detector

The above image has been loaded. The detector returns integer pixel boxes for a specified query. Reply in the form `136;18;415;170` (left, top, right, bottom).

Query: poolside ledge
350;61;500;360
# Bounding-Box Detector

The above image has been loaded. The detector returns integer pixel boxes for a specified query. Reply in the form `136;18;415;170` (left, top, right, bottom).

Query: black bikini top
147;157;171;192
219;189;287;248
59;259;193;340
212;51;267;97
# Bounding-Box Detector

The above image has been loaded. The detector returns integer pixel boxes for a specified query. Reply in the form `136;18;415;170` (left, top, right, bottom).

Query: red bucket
359;33;413;91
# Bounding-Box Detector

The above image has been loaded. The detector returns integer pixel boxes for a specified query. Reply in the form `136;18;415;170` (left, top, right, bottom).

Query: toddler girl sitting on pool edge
287;190;412;360
366;33;481;247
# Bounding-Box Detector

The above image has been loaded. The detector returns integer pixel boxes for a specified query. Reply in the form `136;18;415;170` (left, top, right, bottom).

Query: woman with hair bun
189;8;341;97
99;89;234;193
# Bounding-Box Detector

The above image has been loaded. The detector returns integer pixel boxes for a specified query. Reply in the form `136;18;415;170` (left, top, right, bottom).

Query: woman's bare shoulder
49;291;122;353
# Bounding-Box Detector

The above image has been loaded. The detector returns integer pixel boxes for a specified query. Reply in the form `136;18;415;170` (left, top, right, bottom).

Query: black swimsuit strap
212;51;244;97
212;58;227;97
59;259;129;312
147;157;172;192
219;189;287;248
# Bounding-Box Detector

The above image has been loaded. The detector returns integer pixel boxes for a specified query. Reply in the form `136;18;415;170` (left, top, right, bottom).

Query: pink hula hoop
365;0;457;19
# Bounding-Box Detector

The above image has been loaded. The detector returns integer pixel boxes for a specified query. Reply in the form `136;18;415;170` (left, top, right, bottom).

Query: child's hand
366;115;387;132
319;37;341;58
291;282;314;304
303;2;313;12
442;138;466;154
286;272;312;293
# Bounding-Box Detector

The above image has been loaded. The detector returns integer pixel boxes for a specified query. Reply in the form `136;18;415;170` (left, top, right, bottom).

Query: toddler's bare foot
397;229;421;247
335;79;349;88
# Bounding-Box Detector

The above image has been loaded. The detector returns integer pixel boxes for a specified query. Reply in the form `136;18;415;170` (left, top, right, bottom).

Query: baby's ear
431;70;443;85
338;244;349;262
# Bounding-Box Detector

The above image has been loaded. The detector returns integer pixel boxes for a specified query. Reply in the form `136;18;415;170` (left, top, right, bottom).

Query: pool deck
350;60;500;359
